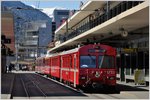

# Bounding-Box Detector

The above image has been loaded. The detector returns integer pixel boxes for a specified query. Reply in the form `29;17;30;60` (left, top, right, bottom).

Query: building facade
1;7;15;54
52;9;70;42
1;6;16;73
53;9;70;29
18;20;52;61
49;1;149;82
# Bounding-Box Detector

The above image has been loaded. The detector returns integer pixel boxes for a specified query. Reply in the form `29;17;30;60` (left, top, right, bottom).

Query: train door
60;57;62;82
73;54;77;87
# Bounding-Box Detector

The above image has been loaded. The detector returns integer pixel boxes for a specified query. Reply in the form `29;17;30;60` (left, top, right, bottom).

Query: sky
22;0;88;10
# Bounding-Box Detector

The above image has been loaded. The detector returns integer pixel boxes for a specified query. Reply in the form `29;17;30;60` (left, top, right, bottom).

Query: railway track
11;73;47;98
10;73;86;98
36;73;120;99
7;72;148;99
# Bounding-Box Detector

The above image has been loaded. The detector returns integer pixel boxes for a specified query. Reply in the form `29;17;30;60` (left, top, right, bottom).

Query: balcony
59;1;143;42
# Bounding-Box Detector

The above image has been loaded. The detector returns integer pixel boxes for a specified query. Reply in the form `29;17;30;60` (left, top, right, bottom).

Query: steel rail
20;75;30;97
25;74;47;97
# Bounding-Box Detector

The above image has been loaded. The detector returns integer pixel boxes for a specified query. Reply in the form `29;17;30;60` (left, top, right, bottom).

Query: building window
57;12;69;15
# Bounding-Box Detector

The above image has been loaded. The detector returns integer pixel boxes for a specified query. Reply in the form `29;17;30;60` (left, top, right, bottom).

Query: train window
80;56;96;68
98;56;115;68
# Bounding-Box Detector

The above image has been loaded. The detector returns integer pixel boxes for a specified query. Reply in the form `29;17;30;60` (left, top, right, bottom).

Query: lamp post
15;37;19;70
15;16;23;70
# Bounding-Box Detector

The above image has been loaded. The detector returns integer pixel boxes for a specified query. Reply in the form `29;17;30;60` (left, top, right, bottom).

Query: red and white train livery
35;44;116;88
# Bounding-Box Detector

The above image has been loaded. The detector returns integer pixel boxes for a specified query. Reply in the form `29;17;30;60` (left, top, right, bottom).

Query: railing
61;1;143;42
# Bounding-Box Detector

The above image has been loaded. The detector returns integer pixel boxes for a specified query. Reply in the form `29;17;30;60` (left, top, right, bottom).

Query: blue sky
22;0;88;10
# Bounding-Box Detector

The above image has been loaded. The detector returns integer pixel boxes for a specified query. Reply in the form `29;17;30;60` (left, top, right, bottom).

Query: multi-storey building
53;9;70;29
1;7;15;54
1;6;16;73
52;9;70;42
44;9;70;47
49;1;149;83
18;20;52;61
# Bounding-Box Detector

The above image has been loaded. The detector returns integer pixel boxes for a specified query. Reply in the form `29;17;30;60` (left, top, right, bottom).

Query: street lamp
15;16;23;70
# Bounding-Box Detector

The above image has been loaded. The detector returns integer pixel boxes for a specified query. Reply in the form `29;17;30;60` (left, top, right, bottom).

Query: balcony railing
61;1;143;42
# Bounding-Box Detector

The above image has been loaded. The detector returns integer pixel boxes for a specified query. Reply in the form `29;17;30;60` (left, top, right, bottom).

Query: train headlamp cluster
107;76;115;80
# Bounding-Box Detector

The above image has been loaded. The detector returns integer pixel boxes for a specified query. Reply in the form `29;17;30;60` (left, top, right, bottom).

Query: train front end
79;44;116;88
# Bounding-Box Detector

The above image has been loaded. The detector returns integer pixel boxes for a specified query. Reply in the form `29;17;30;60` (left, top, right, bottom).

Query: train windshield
80;56;96;68
98;56;115;68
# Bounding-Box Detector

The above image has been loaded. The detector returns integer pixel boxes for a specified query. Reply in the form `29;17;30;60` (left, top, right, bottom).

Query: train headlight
109;76;115;80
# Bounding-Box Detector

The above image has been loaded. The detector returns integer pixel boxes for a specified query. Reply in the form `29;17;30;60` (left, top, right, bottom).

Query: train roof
46;46;80;57
59;47;79;55
45;44;115;57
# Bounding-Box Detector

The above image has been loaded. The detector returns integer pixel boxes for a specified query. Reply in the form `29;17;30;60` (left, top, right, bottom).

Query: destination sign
88;49;105;53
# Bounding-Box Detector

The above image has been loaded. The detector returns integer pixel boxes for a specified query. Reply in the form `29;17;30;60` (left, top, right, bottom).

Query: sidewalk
117;81;149;91
1;73;15;99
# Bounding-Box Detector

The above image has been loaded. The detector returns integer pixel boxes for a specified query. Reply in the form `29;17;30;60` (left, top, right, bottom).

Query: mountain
40;7;67;18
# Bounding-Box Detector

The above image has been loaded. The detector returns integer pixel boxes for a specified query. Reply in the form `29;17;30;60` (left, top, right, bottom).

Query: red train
35;44;116;88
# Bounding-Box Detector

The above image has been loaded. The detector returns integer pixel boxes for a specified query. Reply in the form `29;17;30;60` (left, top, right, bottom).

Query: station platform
117;81;149;91
1;73;15;99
